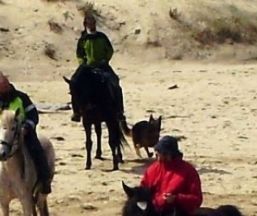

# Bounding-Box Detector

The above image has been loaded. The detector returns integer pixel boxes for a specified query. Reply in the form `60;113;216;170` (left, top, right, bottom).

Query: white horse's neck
1;148;25;178
0;143;36;188
0;142;39;215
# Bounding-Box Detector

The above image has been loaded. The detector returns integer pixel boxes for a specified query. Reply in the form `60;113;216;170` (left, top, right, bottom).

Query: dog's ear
149;114;154;122
157;116;162;129
122;181;134;198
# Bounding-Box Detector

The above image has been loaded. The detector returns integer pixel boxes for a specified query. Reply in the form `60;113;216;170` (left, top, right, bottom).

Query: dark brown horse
122;182;244;216
64;65;127;170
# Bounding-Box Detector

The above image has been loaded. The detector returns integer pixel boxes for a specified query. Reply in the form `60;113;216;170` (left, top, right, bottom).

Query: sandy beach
1;0;257;215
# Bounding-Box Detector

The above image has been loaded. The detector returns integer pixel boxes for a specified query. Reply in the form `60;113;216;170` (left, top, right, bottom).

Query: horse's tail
119;119;132;137
118;120;130;148
213;205;243;216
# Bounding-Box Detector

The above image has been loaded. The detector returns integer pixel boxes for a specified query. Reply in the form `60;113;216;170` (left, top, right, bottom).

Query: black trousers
24;130;51;182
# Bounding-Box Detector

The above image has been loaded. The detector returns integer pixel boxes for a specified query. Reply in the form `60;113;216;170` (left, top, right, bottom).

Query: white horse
0;110;55;216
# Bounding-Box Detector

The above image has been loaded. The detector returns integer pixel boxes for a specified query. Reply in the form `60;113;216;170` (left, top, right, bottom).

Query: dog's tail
120;119;132;137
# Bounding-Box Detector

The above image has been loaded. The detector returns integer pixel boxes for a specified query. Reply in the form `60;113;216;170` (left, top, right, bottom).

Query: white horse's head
0;109;22;161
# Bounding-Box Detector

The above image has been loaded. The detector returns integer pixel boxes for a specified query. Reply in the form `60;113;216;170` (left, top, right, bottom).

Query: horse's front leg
94;123;103;160
0;201;10;216
83;122;93;170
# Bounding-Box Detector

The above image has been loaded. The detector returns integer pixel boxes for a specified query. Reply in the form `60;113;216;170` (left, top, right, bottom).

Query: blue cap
154;135;182;156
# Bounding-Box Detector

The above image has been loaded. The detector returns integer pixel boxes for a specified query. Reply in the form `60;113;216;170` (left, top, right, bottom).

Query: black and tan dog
121;114;162;158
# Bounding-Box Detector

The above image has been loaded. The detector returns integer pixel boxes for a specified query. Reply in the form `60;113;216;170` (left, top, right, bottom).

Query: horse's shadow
198;167;232;175
120;159;232;176
86;156;153;173
121;158;155;175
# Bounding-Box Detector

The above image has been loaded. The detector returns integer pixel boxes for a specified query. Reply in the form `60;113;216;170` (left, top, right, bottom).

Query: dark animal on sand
208;205;243;216
121;114;161;158
64;65;127;170
122;182;243;216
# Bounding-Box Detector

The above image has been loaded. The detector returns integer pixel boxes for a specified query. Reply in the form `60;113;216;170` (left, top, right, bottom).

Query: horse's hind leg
37;197;49;216
37;195;49;216
83;122;93;169
0;202;10;216
106;121;120;170
117;145;124;163
94;123;103;160
32;202;37;216
43;202;49;216
21;197;34;216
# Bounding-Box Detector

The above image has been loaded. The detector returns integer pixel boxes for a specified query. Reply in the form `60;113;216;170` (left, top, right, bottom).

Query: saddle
72;64;120;115
92;68;116;99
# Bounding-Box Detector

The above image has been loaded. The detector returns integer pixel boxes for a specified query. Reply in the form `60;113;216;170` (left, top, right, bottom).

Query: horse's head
122;181;155;216
63;76;75;94
0;109;22;161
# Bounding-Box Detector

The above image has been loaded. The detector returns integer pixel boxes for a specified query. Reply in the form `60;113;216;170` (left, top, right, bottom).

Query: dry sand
8;60;256;216
1;0;257;215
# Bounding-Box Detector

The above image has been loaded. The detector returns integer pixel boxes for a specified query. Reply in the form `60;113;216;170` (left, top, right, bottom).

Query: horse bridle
0;119;21;159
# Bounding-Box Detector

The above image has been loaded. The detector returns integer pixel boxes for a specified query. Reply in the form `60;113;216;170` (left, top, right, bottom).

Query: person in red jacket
141;135;203;216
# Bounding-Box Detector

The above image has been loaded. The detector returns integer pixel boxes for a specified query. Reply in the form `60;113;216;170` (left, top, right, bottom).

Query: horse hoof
85;166;91;170
113;166;119;171
118;158;124;163
95;155;104;160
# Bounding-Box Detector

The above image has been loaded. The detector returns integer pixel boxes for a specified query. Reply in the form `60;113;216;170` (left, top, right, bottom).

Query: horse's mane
122;184;156;216
210;205;243;216
71;66;115;119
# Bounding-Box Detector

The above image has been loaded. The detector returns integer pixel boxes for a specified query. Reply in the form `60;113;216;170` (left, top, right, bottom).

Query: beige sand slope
1;0;257;215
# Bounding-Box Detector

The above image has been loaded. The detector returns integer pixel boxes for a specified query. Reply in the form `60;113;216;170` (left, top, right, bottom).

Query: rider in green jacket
0;72;52;194
71;14;125;122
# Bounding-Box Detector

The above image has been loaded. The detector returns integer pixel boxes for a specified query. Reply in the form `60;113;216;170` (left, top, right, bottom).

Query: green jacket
8;96;26;123
0;85;39;130
76;31;114;66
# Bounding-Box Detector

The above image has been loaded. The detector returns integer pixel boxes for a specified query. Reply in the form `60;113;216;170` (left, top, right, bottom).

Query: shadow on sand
120;158;155;175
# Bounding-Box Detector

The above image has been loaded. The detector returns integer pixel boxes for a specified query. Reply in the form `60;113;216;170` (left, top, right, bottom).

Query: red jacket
141;157;202;215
